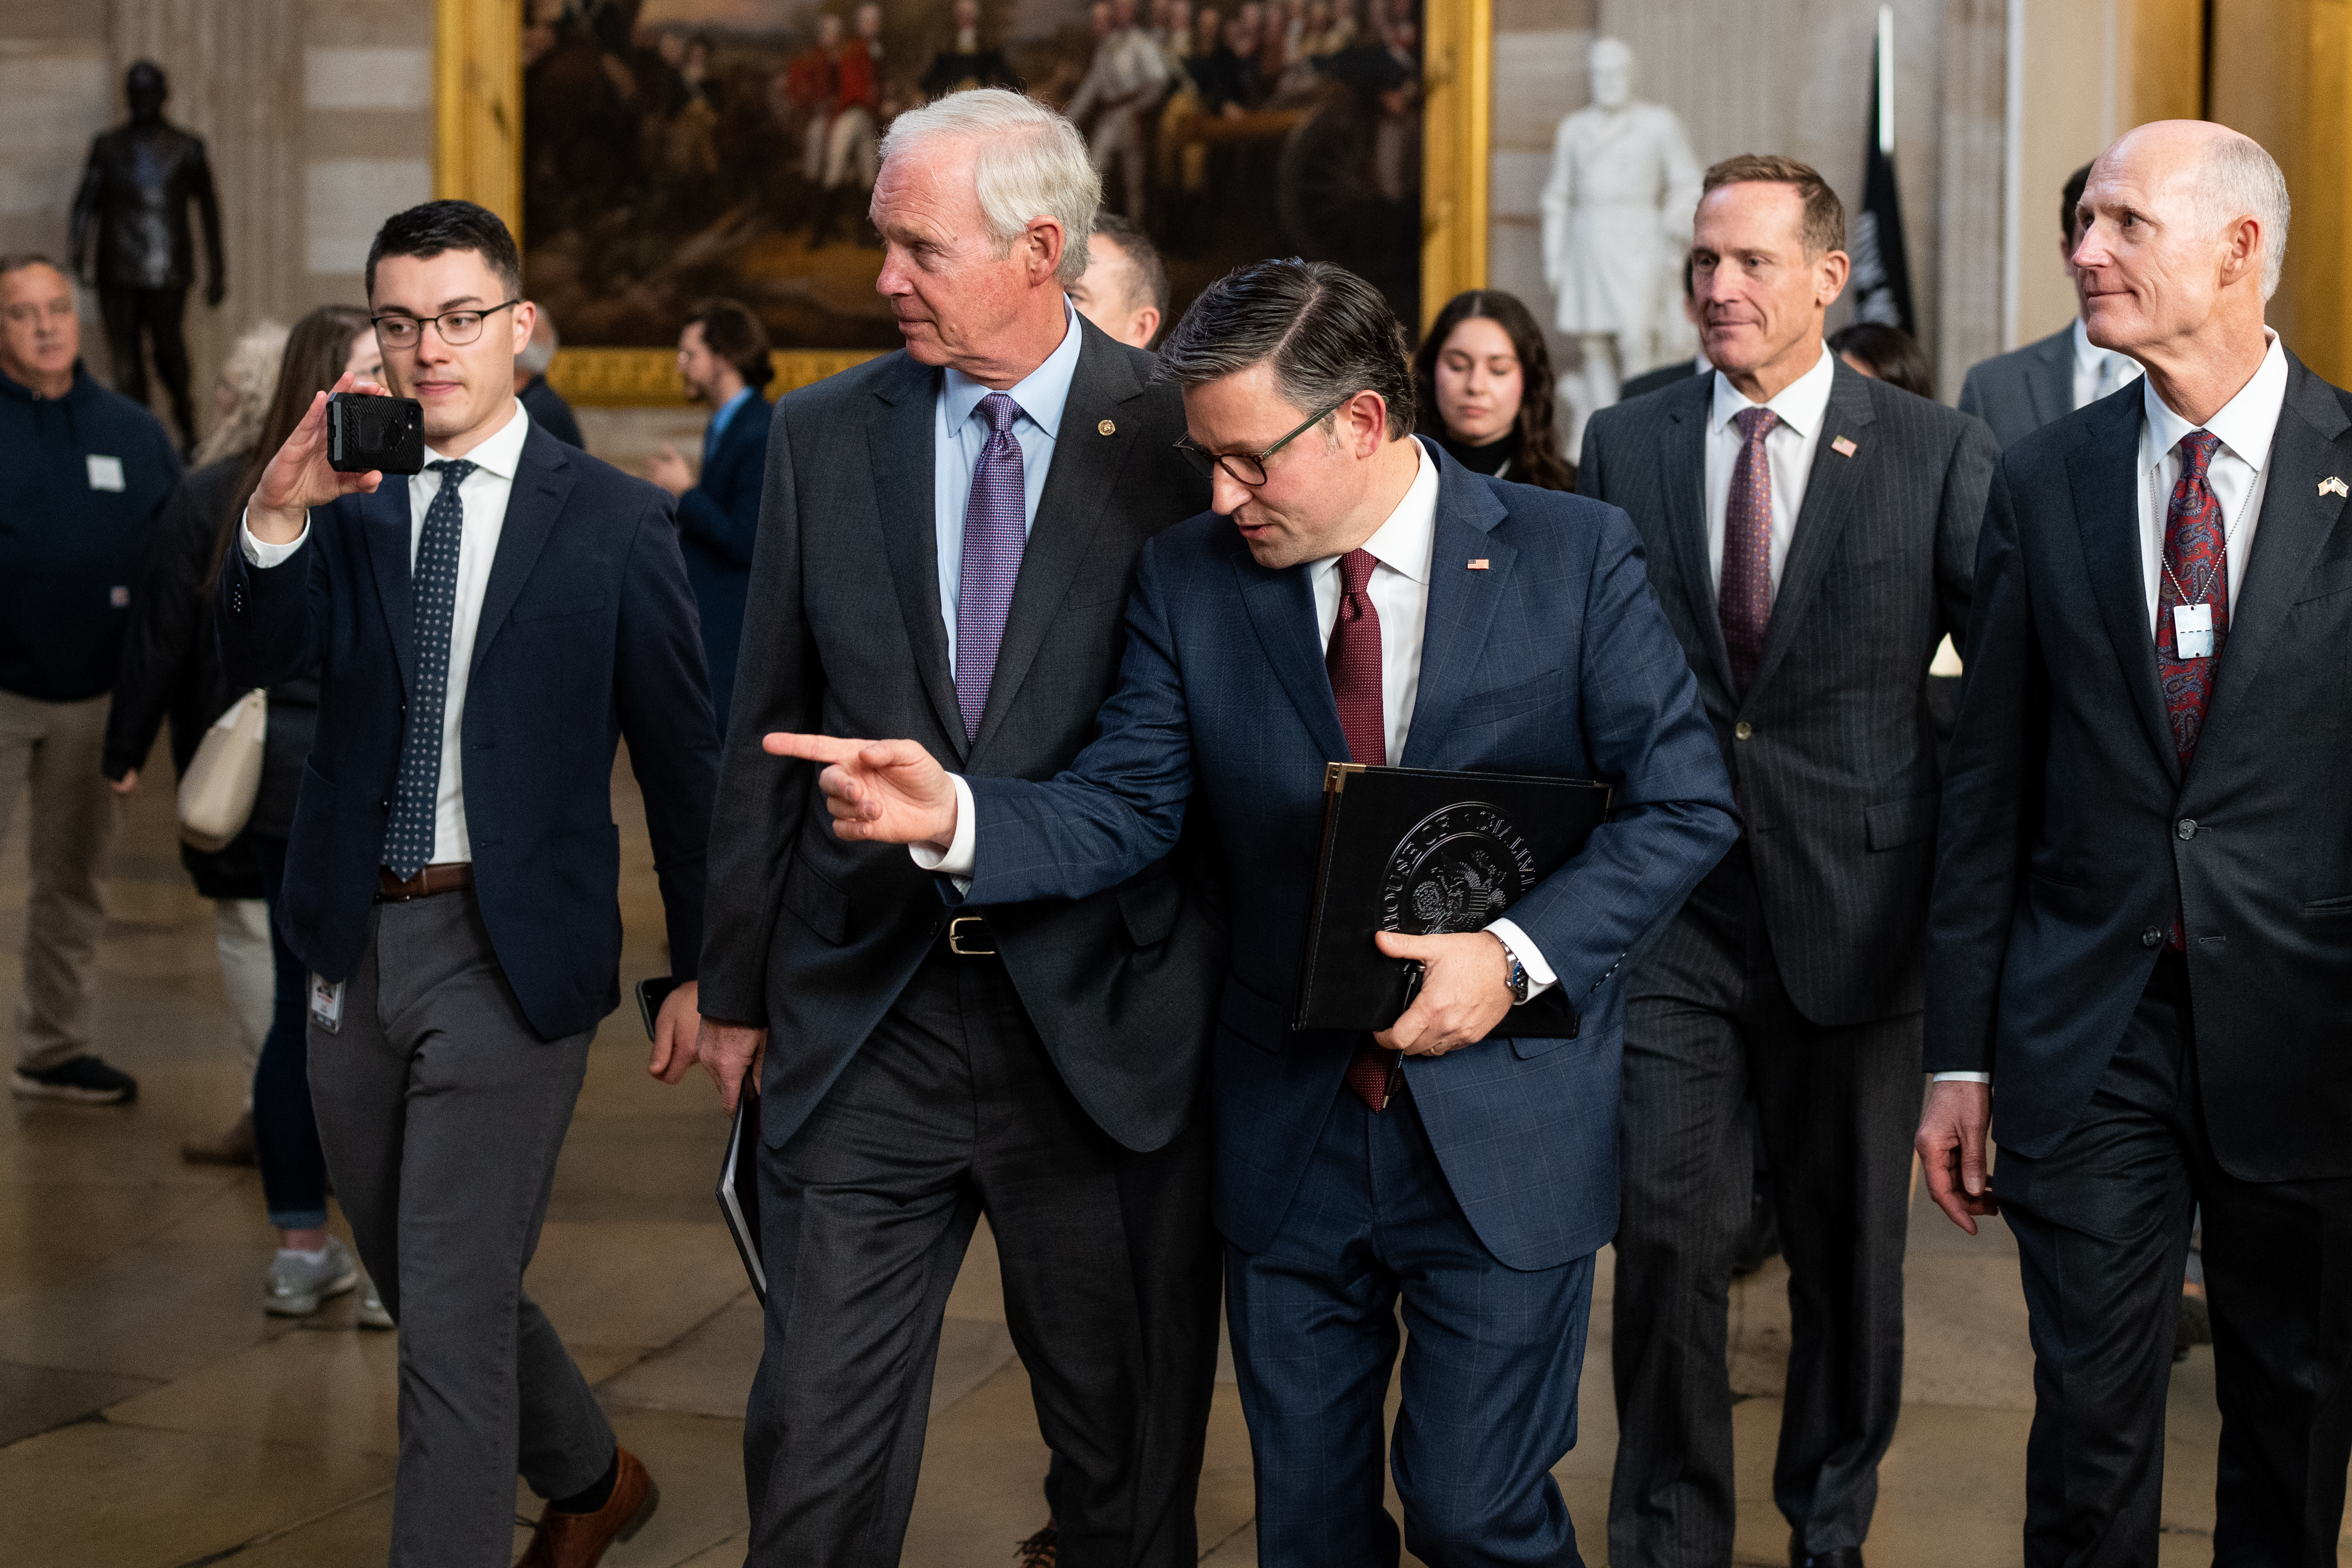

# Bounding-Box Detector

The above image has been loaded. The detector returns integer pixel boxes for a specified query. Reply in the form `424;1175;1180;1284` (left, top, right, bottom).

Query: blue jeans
251;834;328;1229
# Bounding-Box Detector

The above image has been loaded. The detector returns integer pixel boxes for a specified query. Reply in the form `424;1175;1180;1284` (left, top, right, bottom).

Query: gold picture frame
434;0;1489;406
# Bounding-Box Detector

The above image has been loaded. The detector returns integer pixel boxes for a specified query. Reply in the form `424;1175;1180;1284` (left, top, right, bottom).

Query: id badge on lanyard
2173;602;2215;659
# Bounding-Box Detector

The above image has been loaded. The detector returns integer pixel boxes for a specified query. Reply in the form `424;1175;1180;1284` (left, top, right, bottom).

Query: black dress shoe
1791;1543;1864;1568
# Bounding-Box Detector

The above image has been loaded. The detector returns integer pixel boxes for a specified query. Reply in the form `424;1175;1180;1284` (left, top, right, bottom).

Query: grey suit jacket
1579;359;1998;1026
1958;324;2074;450
699;320;1222;1153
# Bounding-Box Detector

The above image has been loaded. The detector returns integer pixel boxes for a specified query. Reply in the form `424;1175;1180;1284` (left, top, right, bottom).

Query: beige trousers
0;691;117;1070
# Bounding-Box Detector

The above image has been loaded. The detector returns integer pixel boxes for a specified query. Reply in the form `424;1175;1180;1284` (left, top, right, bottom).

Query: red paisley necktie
1325;549;1397;1110
2156;429;2227;951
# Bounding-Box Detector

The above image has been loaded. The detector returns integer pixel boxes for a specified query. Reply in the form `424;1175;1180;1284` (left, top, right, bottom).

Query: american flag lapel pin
1831;436;1858;457
2321;476;2348;498
1467;558;1490;570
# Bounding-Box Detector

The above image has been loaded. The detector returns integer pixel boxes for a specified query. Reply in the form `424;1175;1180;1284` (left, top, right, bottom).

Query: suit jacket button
2177;818;2197;840
2142;927;2163;948
1734;722;1753;740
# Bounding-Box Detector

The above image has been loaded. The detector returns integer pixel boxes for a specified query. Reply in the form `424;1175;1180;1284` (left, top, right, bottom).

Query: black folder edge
635;976;766;1305
1291;763;1613;1035
717;1086;768;1305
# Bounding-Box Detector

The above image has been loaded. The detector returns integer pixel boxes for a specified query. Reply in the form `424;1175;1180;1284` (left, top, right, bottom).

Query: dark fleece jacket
0;361;180;701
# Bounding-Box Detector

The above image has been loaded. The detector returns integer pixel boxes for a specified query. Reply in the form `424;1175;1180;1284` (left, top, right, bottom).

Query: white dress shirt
2071;315;2143;411
241;399;533;865
1934;331;2287;1088
921;439;1563;998
932;300;1083;676
1703;345;1837;599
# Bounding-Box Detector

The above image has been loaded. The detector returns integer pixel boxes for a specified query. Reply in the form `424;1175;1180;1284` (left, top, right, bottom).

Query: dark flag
1850;7;1914;332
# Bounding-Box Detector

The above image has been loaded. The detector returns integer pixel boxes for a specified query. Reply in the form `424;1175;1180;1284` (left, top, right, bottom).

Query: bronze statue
70;61;224;450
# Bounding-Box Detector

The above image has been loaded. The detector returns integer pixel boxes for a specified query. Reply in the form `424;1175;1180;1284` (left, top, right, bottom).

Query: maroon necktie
1325;550;1397;1110
1719;407;1778;692
2157;430;2228;950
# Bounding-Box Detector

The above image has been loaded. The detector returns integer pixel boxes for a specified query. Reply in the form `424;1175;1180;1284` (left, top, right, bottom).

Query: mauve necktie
1719;406;1778;693
1325;548;1397;1111
2157;429;2228;950
383;458;475;880
954;391;1026;742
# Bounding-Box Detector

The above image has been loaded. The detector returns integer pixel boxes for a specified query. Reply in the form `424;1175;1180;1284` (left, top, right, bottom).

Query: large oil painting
519;0;1430;352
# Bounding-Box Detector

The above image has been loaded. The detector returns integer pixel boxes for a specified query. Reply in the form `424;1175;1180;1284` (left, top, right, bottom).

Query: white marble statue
1539;37;1701;453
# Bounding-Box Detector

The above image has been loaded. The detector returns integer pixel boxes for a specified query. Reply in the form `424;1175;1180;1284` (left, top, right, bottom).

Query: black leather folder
1292;763;1613;1035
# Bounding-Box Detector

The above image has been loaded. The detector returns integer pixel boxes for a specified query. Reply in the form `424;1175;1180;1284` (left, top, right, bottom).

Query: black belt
941;914;996;957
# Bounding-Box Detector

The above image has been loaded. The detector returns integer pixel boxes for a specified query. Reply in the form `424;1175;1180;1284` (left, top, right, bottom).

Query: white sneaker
264;1237;360;1317
356;1276;394;1330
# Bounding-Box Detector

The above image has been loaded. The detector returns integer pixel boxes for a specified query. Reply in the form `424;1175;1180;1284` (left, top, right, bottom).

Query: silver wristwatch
1496;934;1531;1005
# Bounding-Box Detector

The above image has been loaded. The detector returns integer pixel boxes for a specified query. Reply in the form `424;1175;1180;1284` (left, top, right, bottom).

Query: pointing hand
762;733;960;850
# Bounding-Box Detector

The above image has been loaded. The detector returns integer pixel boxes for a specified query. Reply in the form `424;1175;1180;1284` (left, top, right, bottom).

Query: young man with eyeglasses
766;258;1738;1565
218;200;719;1568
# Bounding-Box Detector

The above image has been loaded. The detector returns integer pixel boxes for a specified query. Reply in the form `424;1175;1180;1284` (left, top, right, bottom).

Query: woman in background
103;306;391;1324
105;321;285;1167
1827;320;1935;399
1413;289;1576;490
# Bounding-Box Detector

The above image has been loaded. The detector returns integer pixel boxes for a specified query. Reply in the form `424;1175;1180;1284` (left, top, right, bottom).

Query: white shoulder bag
178;688;268;852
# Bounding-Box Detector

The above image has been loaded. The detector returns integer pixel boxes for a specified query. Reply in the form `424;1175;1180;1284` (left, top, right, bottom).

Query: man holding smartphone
217;200;719;1568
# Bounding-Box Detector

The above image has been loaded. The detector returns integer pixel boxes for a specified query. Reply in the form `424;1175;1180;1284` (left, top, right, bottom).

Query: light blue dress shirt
933;303;1084;678
704;385;756;463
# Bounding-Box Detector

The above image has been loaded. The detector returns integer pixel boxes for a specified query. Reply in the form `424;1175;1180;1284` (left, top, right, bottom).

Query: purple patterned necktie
1719;406;1778;693
954;391;1026;741
2157;429;2227;951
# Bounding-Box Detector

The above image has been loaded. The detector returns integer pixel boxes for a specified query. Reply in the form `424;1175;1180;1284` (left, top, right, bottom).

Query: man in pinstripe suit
1578;154;1997;1568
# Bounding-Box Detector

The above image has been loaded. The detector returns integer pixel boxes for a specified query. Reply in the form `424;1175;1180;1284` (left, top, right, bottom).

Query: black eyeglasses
372;299;522;349
1173;393;1358;486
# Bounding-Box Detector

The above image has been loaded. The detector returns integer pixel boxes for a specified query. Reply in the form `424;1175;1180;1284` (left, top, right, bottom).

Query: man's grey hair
0;252;73;294
878;89;1100;283
2198;130;2291;300
516;311;559;377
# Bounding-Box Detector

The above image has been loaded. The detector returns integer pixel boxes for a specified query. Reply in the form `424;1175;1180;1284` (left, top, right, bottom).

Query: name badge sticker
2173;602;2215;659
309;974;345;1034
86;454;124;492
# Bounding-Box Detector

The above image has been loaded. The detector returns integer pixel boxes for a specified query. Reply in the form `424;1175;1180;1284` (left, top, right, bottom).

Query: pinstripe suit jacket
959;443;1739;1268
1579;359;1998;1026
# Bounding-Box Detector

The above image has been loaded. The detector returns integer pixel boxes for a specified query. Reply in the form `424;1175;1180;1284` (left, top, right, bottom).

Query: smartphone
326;391;426;475
635;975;681;1041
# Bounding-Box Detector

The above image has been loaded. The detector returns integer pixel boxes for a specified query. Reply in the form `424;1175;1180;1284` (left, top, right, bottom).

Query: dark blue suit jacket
216;421;720;1041
963;444;1738;1269
678;393;770;730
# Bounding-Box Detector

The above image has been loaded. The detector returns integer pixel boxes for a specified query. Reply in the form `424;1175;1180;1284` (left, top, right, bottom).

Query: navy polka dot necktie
383;459;475;880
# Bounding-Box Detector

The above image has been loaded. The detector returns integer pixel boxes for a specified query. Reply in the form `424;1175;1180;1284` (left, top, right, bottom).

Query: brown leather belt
376;863;474;902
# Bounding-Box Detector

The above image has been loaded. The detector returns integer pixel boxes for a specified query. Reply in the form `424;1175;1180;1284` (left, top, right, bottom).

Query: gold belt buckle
947;915;995;957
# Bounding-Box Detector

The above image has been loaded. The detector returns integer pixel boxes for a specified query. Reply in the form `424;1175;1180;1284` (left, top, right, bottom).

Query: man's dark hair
2061;160;2094;245
1091;211;1169;316
365;200;523;302
1826;320;1935;400
1158;260;1415;438
1701;153;1845;256
686;297;775;389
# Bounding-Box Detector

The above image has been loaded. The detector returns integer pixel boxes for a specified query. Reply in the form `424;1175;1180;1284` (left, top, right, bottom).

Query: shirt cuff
1933;1071;1992;1084
1484;918;1559;1001
908;772;977;881
240;507;310;568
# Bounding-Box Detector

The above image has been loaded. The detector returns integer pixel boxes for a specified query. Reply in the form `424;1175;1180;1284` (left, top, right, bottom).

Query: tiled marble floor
0;748;2316;1565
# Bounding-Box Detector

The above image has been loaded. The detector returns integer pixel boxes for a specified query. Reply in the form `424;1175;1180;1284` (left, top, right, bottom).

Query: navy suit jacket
216;421;720;1041
679;393;770;729
961;443;1738;1268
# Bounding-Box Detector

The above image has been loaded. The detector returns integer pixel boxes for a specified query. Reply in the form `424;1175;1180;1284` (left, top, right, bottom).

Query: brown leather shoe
517;1447;658;1568
182;1111;256;1166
